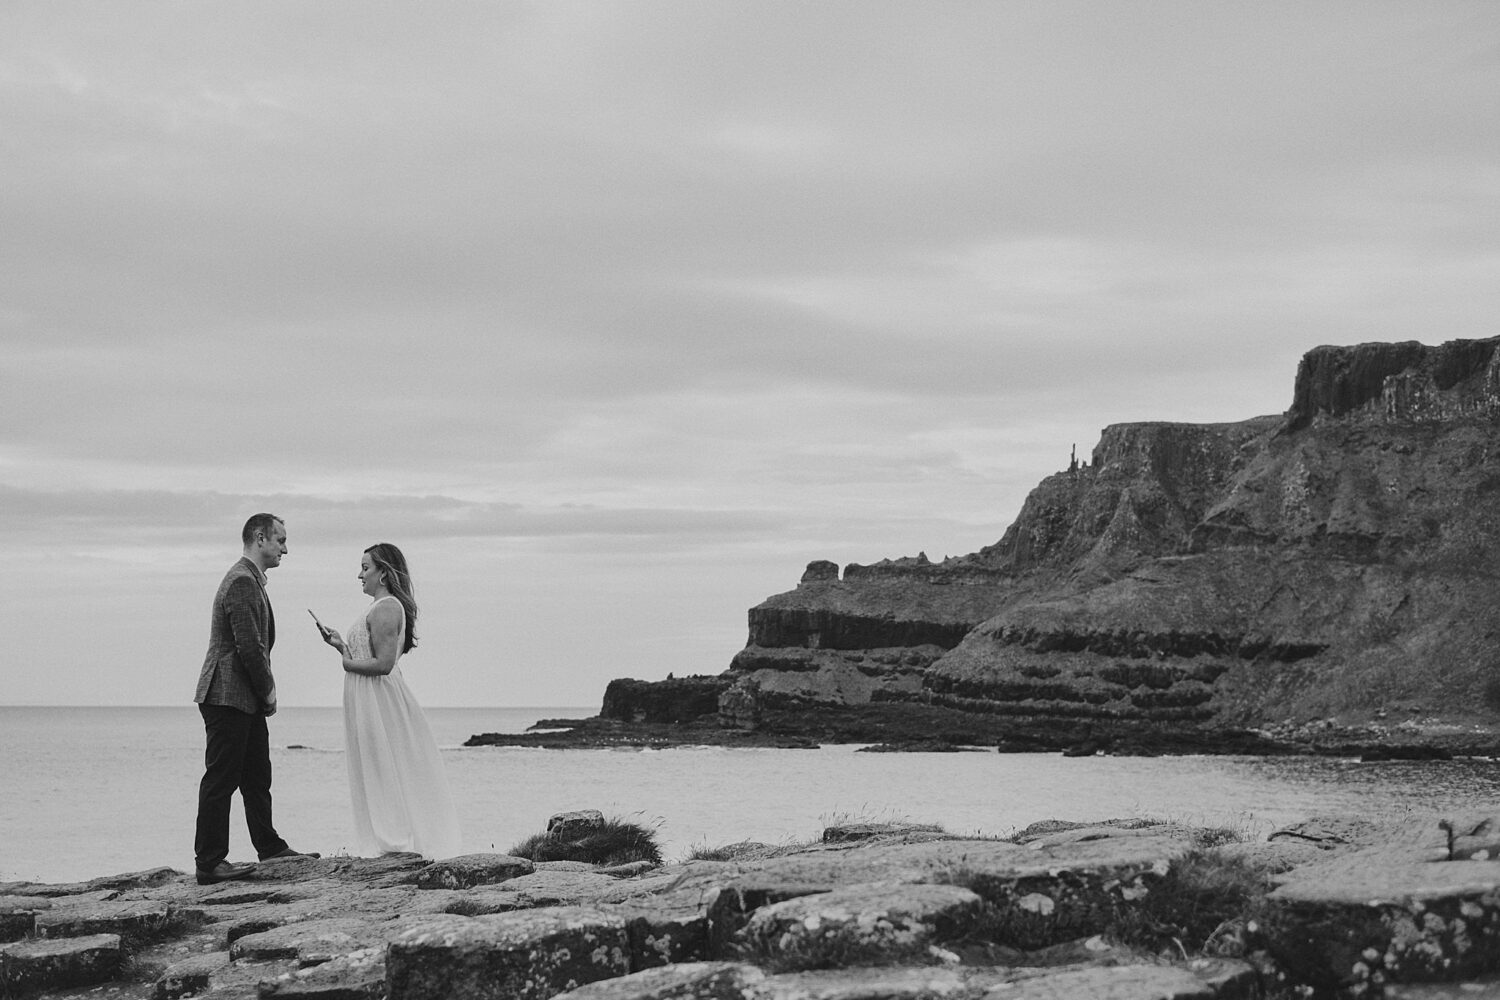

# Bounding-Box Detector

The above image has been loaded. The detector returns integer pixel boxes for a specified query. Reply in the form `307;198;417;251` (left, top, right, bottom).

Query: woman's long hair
365;542;419;654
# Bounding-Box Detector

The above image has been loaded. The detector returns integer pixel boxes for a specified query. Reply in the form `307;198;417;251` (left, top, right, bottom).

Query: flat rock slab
414;853;534;890
554;961;767;999
1385;977;1500;999
1266;821;1500;992
500;869;626;906
0;932;123;993
686;834;1191;952
156;949;233;999
0;896;50;942
740;883;985;970
35;898;175;942
979;961;1257;1000
229;915;430;964
385;907;631;1000
258;945;386;998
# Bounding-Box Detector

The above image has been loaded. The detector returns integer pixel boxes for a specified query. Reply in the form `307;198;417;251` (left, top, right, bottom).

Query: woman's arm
342;602;402;676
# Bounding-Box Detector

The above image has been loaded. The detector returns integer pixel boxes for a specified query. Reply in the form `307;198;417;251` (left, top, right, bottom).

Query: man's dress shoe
196;860;258;885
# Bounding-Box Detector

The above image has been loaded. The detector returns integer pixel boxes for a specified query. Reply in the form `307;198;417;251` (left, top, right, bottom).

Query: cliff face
607;337;1500;748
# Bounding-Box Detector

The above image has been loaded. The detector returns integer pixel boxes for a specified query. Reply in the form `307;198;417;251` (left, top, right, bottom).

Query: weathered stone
155;949;232;999
229;916;420;965
443;889;529;915
1442;816;1500;861
739;883;984;970
385;908;631;1000
1384;977;1500;999
500;869;624;906
553;961;766;999
822;822;944;844
550;810;607;839
413;853;534;890
0;932;123;993
258;945;385;998
1265;819;1500;993
0;896;50;943
35;898;175;942
976;961;1257;1000
621;902;711;968
0;867;181;898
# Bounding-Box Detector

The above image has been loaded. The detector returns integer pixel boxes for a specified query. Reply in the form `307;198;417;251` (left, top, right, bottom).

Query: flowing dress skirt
343;665;462;859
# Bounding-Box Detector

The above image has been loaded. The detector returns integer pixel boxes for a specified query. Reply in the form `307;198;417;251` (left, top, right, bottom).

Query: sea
4;705;1500;884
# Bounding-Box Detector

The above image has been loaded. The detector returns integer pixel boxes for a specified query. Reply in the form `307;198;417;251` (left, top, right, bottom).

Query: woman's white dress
343;596;462;859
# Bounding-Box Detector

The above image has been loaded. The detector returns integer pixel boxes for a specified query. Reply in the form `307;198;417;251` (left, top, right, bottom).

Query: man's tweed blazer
194;557;276;715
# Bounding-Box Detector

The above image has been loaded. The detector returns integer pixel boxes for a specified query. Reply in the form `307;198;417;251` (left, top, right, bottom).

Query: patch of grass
508;815;663;867
1109;848;1276;958
684;840;805;863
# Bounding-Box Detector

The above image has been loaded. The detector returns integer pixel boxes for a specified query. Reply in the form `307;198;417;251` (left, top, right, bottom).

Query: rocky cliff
592;336;1500;754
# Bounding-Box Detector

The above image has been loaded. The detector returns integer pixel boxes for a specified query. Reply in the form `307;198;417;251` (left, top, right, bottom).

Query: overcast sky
4;2;1498;709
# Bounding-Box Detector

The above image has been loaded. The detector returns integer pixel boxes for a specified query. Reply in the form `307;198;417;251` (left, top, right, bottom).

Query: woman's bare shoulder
368;598;404;626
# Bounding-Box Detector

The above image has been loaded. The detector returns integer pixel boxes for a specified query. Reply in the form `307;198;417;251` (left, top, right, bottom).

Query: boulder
550;810;607;839
385;908;631;1000
0;932;123;993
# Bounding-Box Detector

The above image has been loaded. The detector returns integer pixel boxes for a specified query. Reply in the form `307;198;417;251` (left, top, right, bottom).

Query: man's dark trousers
195;704;288;869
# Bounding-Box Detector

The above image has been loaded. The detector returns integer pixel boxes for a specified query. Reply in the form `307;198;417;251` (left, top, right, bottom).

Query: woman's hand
320;626;347;654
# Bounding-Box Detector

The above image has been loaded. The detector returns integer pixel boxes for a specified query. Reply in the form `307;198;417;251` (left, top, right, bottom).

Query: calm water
3;706;1500;883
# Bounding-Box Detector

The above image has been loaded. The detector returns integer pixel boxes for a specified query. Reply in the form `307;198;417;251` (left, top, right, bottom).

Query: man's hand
264;689;278;717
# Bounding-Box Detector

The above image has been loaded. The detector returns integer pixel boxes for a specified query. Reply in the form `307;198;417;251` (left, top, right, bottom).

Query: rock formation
6;812;1500;998
595;336;1500;754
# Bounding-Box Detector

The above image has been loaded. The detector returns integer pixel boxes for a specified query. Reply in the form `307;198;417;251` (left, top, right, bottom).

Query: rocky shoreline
5;810;1500;999
464;707;1500;760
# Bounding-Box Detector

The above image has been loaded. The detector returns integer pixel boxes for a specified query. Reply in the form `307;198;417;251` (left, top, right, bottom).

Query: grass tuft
508;815;663;867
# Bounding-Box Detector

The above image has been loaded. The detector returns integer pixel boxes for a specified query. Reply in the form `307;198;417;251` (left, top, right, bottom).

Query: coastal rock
0;896;50;942
554;961;766;999
34;898;176;943
0;932;122;993
551;810;607;838
1265;816;1500;993
385;908;631;1000
738;883;985;970
257;945;386;999
413;853;534;890
154;950;232;999
591;336;1500;754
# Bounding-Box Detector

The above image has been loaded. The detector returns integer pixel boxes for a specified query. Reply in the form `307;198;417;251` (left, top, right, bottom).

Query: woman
319;543;462;859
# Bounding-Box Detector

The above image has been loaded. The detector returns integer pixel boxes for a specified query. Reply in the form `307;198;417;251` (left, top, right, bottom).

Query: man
193;513;317;885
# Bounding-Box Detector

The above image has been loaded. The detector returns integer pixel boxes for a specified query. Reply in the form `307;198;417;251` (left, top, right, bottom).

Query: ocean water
4;705;1500;884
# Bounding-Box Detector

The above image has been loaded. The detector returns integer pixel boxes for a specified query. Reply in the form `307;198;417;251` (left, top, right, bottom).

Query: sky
4;2;1498;709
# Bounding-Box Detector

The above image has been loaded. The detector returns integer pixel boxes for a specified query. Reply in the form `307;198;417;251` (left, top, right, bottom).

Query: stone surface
739;883;984;969
385;907;631;1000
155;950;232;999
976;961;1256;1000
0;932;123;993
258;945;385;998
553;961;766;1000
550;810;607;838
14;817;1500;1000
413;853;534;890
35;898;175;942
1265;816;1500;993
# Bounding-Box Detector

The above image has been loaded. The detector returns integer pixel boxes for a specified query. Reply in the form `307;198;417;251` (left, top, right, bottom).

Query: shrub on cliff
508;815;663;867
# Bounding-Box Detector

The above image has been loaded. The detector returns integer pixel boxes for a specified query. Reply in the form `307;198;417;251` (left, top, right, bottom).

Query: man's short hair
242;513;284;547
